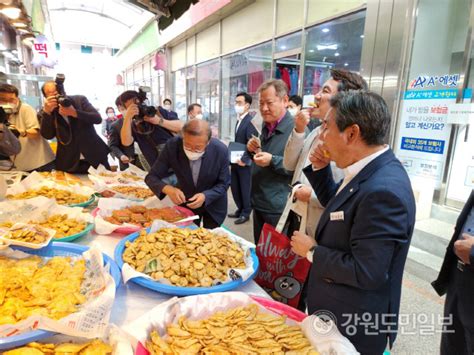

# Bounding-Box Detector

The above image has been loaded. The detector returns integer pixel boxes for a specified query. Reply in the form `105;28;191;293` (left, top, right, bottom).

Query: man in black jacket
433;190;474;355
38;81;110;173
228;92;258;225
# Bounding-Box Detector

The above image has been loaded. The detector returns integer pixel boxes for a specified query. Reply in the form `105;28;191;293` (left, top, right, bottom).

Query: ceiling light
280;45;287;50
344;63;349;67
17;28;30;34
1;5;21;19
316;44;338;51
360;34;364;38
334;52;340;57
322;28;330;33
309;49;314;53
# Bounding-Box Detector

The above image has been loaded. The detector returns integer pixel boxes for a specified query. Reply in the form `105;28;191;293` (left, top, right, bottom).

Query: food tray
53;223;95;243
114;227;259;296
92;206;195;235
0;242;121;350
68;194;95;208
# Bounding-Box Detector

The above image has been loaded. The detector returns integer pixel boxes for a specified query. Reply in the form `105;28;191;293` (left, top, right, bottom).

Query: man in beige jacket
283;69;368;237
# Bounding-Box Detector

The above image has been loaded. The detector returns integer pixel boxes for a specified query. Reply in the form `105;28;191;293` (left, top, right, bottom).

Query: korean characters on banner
396;89;457;189
31;34;58;68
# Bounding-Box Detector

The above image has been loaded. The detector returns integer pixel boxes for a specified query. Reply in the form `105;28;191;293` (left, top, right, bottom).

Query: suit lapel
315;149;396;241
178;142;195;188
195;142;213;188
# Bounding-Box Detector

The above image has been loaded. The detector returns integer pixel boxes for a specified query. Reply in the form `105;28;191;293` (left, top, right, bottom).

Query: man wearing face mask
145;119;230;228
108;96;137;170
0;84;55;172
187;103;203;120
158;98;178;120
228;92;258;225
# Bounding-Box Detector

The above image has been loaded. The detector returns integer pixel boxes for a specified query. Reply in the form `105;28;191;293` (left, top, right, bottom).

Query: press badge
330;211;344;221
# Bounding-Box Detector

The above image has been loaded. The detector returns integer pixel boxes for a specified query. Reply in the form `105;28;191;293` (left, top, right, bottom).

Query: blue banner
404;89;457;100
400;137;445;154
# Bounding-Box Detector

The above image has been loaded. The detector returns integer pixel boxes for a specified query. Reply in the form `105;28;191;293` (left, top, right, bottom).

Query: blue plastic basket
114;227;259;296
0;242;121;350
53;223;94;243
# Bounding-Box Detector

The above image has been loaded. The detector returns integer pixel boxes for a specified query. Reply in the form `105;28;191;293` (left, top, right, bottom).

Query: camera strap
54;113;73;146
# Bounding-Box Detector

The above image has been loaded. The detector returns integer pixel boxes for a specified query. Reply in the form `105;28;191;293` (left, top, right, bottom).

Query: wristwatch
158;117;164;126
306;245;317;263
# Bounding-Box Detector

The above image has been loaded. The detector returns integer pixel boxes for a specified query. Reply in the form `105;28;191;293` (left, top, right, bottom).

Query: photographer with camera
0;107;21;170
38;75;110;173
119;90;183;168
0;84;55;172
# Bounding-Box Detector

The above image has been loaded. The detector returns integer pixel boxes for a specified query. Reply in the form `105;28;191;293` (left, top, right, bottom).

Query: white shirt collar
237;112;249;121
343;145;390;180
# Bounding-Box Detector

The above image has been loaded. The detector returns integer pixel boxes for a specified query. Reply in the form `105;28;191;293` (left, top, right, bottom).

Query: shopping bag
255;186;311;308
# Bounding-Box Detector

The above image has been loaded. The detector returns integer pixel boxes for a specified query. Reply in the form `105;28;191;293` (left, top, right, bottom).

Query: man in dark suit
228;92;258;225
291;90;416;355
158;98;179;120
145;119;230;228
433;190;474;355
38;81;110;173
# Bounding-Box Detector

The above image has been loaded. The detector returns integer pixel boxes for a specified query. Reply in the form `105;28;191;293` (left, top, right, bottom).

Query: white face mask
0;103;17;114
184;148;205;161
194;113;203;120
164;104;171;111
107;112;115;118
234;105;245;115
288;108;298;117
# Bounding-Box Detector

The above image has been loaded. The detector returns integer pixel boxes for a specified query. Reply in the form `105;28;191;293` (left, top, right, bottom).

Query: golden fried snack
7;186;89;205
123;228;246;287
0;256;86;325
120;172;142;181
4;339;112;355
104;206;186;227
35;214;87;239
110;186;154;199
3;225;50;244
146;304;318;355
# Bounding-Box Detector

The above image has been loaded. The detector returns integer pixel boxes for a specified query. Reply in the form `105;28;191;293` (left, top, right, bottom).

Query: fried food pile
110;186;154;199
123;228;246;287
0;214;87;240
4;339;112;355
2;225;50;244
0;256;86;325
7;187;89;205
146;304;317;354
104;205;186;227
39;171;84;186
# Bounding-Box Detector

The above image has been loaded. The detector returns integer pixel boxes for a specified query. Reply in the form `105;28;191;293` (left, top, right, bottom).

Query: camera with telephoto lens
0;107;20;137
55;73;73;107
133;87;157;122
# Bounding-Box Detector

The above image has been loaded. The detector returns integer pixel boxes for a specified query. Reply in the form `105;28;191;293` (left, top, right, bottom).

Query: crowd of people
0;68;473;355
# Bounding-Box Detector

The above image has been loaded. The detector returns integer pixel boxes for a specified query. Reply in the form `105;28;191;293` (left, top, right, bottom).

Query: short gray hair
182;119;211;140
330;90;390;146
257;79;288;98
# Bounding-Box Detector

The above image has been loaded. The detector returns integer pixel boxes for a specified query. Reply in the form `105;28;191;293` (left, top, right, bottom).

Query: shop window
173;69;187;119
196;60;220;137
274;31;303;96
303;11;365;101
221;41;272;141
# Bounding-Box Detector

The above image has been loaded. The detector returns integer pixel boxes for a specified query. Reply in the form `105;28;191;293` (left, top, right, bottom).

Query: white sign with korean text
396;89;457;189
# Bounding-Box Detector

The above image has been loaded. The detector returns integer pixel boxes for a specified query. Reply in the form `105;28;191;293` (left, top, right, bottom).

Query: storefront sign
396;89;456;188
408;74;460;89
31;35;57;68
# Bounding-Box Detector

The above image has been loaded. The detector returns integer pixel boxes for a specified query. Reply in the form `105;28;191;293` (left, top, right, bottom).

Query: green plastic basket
68;194;95;208
53;223;94;242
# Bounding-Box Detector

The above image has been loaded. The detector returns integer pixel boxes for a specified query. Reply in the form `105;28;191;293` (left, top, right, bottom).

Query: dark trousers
230;164;252;218
252;209;281;244
192;208;220;229
441;265;474;355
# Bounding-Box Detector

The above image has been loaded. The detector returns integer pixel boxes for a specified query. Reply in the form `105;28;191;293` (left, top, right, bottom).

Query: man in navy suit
39;81;110;173
433;190;474;355
228;92;258;225
145;119;230;228
291;90;416;355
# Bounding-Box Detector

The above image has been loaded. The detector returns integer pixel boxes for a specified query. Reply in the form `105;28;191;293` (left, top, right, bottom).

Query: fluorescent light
322;28;330;33
316;44;338;51
344;63;349;67
334;52;340;57
1;6;21;19
18;28;29;34
280;45;287;50
12;21;27;28
360;34;364;38
309;49;314;53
